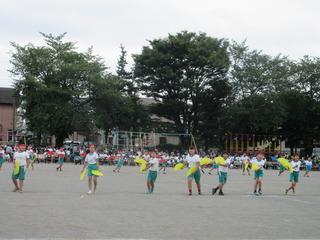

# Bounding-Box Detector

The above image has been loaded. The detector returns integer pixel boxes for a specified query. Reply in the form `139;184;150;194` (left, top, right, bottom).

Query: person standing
185;147;201;196
56;148;65;171
0;146;5;170
303;157;312;177
285;154;301;195
212;152;231;196
251;152;266;196
145;149;160;194
12;144;29;193
81;144;100;194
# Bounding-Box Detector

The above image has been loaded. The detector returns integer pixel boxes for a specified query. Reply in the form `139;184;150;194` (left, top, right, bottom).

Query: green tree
223;94;286;135
10;33;106;146
292;56;320;101
115;44;150;132
116;44;136;97
278;90;320;156
134;31;230;141
91;74;150;135
229;41;293;100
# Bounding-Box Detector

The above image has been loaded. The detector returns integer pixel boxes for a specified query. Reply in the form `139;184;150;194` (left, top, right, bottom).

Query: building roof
138;97;157;106
0;88;15;105
138;97;174;124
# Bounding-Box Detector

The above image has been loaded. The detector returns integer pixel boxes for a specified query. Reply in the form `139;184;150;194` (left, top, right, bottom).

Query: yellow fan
186;166;198;176
140;163;147;173
80;169;87;180
251;163;259;171
13;160;20;175
200;157;213;166
278;158;293;172
134;158;147;165
214;156;226;165
92;170;104;176
174;163;185;171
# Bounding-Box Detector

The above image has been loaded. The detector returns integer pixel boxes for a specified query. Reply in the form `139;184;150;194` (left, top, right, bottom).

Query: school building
0;88;17;144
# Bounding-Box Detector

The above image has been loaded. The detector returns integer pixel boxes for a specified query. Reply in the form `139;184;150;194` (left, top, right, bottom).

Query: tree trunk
304;136;313;157
37;133;41;146
56;132;68;148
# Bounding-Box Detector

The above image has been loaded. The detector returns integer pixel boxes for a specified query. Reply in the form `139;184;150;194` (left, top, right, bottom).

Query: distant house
138;98;175;124
0;88;17;144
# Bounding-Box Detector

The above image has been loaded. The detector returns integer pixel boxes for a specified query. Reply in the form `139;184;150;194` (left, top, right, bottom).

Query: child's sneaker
212;187;218;195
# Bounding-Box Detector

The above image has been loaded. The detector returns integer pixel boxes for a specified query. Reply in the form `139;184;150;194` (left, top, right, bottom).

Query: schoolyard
0;163;319;240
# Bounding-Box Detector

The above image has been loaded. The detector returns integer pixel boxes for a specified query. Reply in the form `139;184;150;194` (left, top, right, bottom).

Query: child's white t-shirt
149;157;159;172
305;160;312;166
219;158;231;173
291;161;301;172
26;149;34;158
14;151;28;166
56;150;65;158
186;154;200;168
85;152;99;164
241;155;250;163
251;159;265;170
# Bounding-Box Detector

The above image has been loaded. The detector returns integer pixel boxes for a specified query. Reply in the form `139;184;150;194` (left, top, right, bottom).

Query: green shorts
290;171;299;183
188;169;201;183
254;169;264;179
87;163;98;177
0;157;4;165
58;158;64;164
160;162;167;167
116;159;124;167
279;165;285;172
12;166;26;180
219;171;228;184
147;170;158;183
212;163;218;169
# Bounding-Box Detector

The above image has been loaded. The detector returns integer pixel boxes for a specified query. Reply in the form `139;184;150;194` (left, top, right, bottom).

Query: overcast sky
0;0;319;87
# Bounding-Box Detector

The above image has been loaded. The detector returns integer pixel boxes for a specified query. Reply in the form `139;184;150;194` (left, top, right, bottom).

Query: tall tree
91;74;151;134
292;56;320;101
229;41;293;100
223;94;286;135
10;33;106;146
115;44;150;132
116;44;136;97
134;31;230;139
278;90;320;156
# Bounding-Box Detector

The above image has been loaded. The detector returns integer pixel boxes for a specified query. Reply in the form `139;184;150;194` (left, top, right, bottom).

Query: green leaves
11;33;117;145
10;31;320;153
227;42;320;154
134;31;230;138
